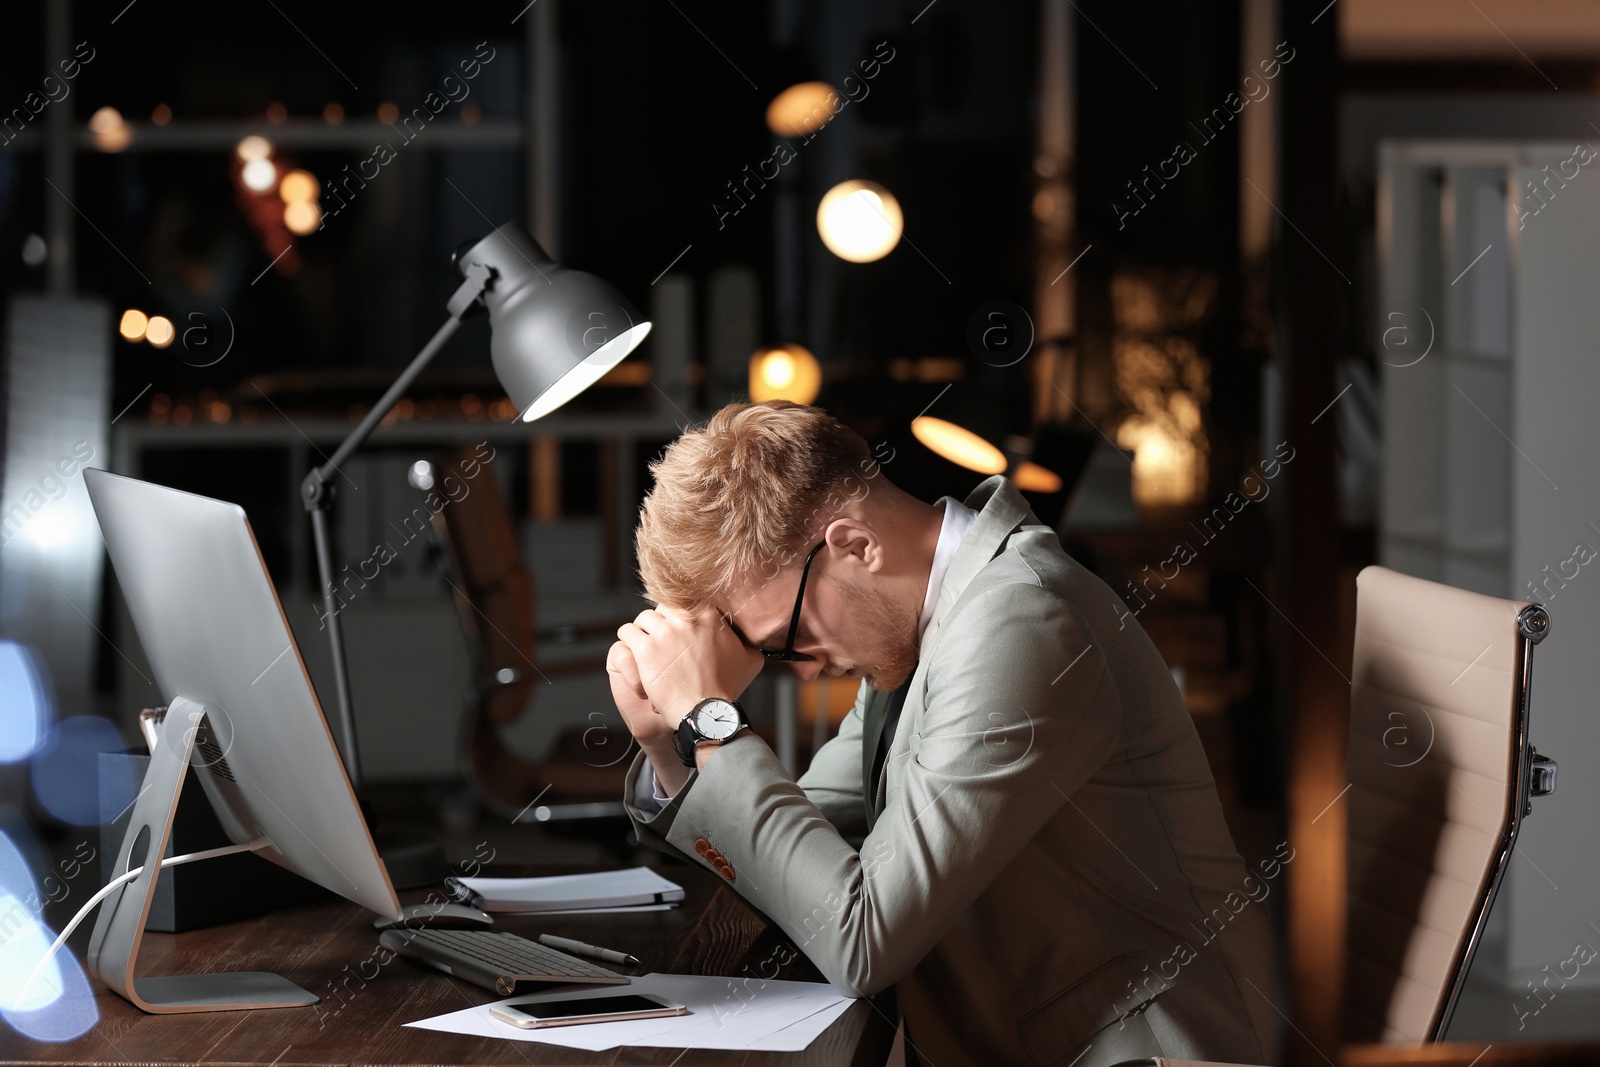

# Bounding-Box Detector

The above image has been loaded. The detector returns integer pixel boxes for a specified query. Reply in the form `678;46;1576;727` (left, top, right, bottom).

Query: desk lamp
299;221;650;877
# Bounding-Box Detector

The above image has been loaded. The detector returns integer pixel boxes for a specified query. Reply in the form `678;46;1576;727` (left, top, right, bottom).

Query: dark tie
860;671;921;1063
862;668;915;829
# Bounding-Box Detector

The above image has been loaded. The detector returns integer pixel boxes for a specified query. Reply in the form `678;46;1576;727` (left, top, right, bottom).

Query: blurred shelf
6;118;523;153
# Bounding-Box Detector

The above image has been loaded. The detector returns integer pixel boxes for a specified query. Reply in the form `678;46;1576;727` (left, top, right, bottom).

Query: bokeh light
21;511;72;551
29;716;136;827
88;107;130;153
118;309;148;342
0;893;64;1013
765;82;837;138
241;158;277;194
0;643;50;763
1013;461;1063;493
283;201;321;235
145;316;175;349
816;180;903;263
748;344;822;405
235;135;272;162
0;832;97;1040
278;170;318;204
912;417;1007;475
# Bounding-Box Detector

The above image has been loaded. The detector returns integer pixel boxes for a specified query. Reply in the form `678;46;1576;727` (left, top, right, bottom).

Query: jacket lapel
919;476;1031;653
857;477;1034;826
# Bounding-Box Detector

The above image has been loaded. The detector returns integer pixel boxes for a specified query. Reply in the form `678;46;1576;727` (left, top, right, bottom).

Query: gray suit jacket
625;477;1278;1066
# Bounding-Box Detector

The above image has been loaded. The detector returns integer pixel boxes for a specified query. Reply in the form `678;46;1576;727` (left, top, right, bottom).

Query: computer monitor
82;468;401;1013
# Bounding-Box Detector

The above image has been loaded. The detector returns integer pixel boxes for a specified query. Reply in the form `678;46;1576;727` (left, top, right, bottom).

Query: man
608;401;1277;1066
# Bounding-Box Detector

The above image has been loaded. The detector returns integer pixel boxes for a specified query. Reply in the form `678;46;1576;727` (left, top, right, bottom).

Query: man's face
717;544;919;692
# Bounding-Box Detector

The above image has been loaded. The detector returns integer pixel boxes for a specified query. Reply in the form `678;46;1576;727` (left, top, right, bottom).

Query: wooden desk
0;866;893;1067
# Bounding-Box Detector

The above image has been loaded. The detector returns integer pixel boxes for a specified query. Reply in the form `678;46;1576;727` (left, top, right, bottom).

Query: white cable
16;837;269;1005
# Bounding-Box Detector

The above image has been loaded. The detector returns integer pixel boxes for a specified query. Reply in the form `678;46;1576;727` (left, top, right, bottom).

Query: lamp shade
455;221;652;422
911;416;1006;475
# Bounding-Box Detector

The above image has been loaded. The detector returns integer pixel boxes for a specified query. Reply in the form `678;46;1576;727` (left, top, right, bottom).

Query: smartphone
489;994;689;1029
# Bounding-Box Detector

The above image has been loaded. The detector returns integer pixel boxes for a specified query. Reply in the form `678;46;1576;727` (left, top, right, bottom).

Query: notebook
446;866;685;913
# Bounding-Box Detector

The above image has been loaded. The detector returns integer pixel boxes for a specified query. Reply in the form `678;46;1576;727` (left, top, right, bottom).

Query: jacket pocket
1017;949;1160;1065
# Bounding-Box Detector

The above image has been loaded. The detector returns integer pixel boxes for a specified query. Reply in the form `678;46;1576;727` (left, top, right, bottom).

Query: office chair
1112;565;1558;1066
410;446;633;832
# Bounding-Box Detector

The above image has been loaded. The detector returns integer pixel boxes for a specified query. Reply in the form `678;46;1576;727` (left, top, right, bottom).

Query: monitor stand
86;697;318;1012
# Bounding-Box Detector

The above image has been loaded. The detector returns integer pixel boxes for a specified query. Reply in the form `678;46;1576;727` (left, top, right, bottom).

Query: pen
443;877;487;911
538;933;640;967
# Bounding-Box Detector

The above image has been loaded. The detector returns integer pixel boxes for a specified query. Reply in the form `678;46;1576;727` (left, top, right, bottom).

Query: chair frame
1430;602;1555;1040
410;453;631;828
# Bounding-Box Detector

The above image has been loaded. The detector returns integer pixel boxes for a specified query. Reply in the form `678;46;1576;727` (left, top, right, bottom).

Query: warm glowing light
460;103;481;125
817;180;902;263
151;103;172;126
1117;420;1203;505
283;201;321;235
377;102;399;124
88;107;129;152
766;82;837;138
88;107;121;133
912;417;1006;475
145;316;175;348
118;309;149;342
1012;461;1063;493
235;135;272;162
323;102;345;124
265;102;288;124
749;344;821;405
765;354;795;388
279;170;318;204
241;158;277;193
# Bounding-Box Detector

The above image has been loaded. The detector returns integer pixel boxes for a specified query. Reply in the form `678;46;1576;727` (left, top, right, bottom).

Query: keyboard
379;928;632;995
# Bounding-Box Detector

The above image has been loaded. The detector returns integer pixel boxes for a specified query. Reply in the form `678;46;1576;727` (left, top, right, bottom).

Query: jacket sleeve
623;749;700;857
655;581;1123;997
623;680;873;855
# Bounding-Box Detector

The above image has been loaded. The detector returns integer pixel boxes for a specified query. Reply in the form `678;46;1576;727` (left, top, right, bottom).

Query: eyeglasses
761;541;827;662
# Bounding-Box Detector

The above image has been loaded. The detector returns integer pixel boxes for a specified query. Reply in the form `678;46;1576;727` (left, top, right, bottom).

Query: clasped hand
607;606;763;753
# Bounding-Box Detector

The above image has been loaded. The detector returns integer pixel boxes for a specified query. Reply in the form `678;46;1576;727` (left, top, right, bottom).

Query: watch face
693;699;742;740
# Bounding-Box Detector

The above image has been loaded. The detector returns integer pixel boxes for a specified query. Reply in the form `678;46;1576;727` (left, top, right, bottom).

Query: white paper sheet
404;972;856;1052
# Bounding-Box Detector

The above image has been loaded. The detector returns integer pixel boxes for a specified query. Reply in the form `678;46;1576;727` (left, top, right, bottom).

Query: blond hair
636;401;875;610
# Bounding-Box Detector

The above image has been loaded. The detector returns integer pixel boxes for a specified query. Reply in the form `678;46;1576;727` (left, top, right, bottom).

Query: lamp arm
303;262;494;499
299;262;494;784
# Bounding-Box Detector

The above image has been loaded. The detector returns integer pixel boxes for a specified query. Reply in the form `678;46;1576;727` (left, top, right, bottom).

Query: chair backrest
1344;565;1551;1043
427;446;537;727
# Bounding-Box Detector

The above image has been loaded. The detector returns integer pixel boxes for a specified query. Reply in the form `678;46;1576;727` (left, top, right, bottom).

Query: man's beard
854;583;920;692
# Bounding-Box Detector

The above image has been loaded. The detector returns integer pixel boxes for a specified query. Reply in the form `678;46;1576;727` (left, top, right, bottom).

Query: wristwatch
671;697;750;767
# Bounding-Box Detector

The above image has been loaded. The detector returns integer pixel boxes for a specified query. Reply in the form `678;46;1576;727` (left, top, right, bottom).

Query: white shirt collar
918;496;979;642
